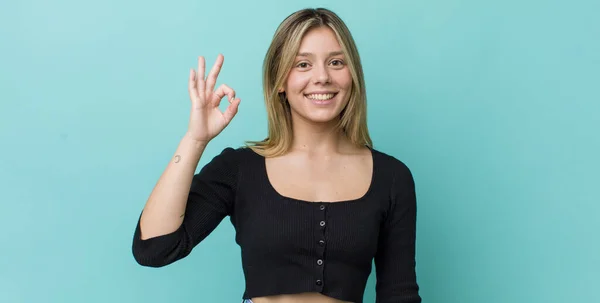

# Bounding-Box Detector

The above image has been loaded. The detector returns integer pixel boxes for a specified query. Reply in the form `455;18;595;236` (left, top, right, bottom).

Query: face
281;26;353;124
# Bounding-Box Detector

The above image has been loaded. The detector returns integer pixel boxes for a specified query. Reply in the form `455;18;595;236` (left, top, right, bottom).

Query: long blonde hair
245;8;372;157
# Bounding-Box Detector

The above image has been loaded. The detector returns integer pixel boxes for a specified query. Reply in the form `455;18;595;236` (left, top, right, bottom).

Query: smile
304;93;337;101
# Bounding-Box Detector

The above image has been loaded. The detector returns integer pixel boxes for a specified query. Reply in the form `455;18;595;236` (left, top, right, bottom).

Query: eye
330;59;345;67
296;62;310;68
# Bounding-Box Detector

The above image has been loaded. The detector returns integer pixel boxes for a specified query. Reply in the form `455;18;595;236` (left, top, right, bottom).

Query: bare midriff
251;292;353;303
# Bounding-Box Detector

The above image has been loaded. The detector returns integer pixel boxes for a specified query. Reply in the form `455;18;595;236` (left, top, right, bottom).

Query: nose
312;64;331;84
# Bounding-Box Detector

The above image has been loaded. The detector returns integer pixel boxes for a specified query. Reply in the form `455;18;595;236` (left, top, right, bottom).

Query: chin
299;110;344;124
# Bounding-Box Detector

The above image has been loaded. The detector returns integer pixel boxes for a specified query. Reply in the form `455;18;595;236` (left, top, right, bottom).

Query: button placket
315;202;327;291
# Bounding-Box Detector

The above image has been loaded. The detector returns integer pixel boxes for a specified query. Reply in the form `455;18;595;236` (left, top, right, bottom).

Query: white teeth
306;93;335;100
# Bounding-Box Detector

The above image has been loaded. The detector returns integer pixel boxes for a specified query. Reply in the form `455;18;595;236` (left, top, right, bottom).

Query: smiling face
281;26;353;124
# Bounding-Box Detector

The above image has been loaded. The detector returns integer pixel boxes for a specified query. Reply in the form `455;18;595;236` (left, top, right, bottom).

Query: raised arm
131;54;241;267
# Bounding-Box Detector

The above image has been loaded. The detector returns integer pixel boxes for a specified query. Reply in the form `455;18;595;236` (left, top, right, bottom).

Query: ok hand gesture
186;54;241;145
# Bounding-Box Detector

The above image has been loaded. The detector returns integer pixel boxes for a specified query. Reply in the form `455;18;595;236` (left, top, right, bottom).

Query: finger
205;54;224;94
223;98;241;124
188;68;198;104
211;84;236;106
196;56;206;96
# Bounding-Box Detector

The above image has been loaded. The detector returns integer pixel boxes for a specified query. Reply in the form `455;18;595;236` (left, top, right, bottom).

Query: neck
289;115;349;154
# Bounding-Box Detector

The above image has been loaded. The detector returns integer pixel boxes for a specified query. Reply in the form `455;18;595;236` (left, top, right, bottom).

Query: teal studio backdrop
1;0;599;302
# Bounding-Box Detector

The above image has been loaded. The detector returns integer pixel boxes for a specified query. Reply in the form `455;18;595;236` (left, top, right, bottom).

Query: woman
132;8;421;303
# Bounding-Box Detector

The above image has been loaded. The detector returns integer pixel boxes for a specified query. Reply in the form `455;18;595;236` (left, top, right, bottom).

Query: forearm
139;133;208;240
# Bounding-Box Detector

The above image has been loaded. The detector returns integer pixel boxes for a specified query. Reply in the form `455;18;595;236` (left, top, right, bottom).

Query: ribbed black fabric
132;146;421;303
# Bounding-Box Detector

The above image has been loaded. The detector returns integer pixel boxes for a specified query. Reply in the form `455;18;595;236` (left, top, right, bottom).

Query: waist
247;292;353;303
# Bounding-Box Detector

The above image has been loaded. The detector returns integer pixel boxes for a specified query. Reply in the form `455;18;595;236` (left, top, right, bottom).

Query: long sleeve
131;147;239;267
374;160;421;303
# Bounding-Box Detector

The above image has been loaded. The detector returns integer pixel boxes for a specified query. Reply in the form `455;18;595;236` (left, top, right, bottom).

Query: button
319;205;326;211
316;279;323;286
319;221;326;227
317;259;323;266
318;240;325;246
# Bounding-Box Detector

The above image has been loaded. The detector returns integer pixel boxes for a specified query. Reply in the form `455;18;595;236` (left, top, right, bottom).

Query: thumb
222;98;241;124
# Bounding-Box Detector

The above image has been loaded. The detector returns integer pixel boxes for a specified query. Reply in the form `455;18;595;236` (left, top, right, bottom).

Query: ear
278;87;285;93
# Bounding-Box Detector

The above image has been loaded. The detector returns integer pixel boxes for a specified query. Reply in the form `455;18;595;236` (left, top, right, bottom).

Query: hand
186;54;241;145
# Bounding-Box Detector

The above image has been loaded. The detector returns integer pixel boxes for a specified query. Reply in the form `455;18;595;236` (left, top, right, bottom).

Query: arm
131;54;241;267
374;161;422;303
138;134;207;241
131;145;238;267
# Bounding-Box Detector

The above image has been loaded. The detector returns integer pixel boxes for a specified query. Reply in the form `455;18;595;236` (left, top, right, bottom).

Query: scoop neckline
256;146;376;205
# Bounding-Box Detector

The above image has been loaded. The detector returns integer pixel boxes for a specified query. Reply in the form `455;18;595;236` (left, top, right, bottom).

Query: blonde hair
245;8;372;157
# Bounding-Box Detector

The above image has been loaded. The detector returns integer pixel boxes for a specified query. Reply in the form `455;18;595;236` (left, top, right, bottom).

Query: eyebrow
296;51;344;57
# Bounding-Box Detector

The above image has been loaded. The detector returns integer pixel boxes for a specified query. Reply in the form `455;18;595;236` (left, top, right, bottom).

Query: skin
252;26;372;303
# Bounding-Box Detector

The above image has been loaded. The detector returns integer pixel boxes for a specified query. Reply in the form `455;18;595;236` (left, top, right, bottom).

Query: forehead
297;26;342;54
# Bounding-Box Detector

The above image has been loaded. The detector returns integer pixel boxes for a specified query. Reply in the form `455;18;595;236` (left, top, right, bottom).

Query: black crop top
131;146;421;303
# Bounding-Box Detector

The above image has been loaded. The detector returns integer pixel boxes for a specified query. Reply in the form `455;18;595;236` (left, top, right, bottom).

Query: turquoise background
1;0;599;302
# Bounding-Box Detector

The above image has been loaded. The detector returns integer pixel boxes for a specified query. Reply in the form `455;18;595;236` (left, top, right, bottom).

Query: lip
304;91;338;95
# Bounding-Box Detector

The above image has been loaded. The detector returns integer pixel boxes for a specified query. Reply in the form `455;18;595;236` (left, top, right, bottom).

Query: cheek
286;72;311;93
338;70;353;90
